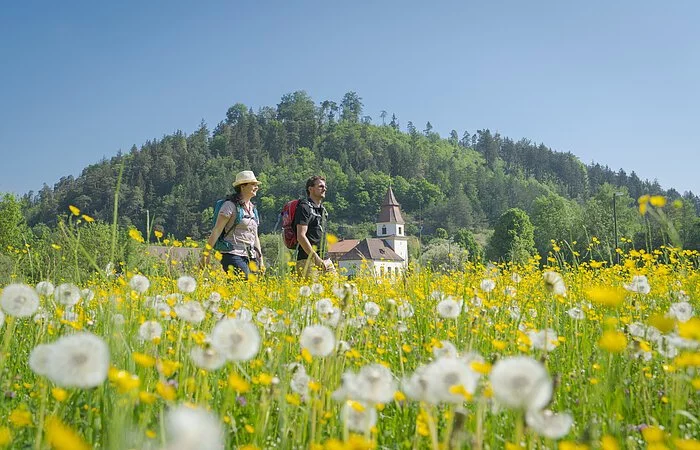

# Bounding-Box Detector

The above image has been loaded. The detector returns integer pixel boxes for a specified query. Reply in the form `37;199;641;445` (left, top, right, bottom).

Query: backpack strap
220;201;237;239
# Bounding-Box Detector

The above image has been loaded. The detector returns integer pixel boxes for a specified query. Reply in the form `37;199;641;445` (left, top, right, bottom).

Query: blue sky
1;0;698;197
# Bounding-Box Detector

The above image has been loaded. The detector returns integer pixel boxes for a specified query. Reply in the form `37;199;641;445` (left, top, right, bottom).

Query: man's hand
322;259;335;272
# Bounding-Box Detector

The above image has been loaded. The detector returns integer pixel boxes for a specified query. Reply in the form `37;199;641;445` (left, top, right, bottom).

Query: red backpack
281;199;302;249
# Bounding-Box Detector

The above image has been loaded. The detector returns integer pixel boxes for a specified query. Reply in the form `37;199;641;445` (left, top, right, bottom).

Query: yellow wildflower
0;427;11;447
51;388;68;402
600;435;620;450
8;408;32;427
598;330;627;353
133;352;156;368
128;228;145;243
642;426;665;443
585;286;626;307
228;373;250;393
155;381;176;401
45;417;90;450
68;205;80;216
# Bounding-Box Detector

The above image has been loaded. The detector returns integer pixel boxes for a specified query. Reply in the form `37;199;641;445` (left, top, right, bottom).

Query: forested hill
21;91;700;254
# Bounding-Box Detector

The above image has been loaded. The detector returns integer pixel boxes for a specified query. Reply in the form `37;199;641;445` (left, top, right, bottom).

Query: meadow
1;236;699;450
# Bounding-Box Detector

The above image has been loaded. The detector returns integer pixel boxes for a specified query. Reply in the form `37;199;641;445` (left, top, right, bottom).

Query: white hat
232;170;261;187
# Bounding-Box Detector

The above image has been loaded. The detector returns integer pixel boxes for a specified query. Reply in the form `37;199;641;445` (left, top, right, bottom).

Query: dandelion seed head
300;325;335;357
35;281;55;296
165;404;224;450
139;321;163;341
1;283;40;317
129;275;150;294
210;319;261;361
490;356;553;411
177;276;197;294
45;332;110;388
174;301;206;324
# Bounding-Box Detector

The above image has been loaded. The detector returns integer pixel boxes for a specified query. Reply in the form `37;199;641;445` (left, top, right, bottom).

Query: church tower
377;187;408;266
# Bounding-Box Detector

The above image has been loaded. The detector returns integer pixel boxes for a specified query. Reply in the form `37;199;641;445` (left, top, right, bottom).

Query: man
295;175;334;277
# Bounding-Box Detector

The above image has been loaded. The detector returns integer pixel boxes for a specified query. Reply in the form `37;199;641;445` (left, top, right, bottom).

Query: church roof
328;239;360;254
377;187;405;224
339;238;404;262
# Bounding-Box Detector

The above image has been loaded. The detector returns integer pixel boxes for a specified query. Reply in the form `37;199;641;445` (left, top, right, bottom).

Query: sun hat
232;170;261;187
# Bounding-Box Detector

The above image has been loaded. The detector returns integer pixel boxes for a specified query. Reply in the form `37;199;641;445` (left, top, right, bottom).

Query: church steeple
378;187;404;225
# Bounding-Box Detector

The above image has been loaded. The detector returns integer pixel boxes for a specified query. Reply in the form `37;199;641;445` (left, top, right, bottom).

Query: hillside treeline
15;91;700;262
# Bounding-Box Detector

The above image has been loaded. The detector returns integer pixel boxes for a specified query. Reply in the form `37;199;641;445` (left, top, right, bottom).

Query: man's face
311;180;327;199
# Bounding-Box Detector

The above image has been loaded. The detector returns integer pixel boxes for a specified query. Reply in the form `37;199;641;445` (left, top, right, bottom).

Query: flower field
1;248;699;450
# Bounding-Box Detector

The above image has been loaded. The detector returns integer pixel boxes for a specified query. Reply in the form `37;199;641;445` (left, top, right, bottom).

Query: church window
381;225;387;234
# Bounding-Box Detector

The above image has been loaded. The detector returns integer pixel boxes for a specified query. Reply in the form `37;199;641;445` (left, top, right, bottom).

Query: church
327;187;408;277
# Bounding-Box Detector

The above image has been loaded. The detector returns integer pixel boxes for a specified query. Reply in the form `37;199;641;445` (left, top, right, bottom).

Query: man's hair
305;175;326;196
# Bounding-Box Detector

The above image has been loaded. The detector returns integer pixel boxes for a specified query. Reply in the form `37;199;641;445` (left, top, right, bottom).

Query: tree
379;110;388;125
340;91;363;123
453;228;483;261
0;193;30;252
487;208;536;264
389;114;399;130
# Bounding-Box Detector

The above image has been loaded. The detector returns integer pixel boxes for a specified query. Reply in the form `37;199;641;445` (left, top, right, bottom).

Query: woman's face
241;182;259;197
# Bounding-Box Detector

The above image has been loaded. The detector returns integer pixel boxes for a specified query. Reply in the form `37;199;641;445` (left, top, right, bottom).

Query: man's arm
296;223;324;268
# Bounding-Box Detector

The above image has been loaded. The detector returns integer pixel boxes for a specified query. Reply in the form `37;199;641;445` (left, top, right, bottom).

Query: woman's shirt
219;201;259;257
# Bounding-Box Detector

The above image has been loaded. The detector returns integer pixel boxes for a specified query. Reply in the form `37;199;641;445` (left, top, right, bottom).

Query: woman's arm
201;213;230;266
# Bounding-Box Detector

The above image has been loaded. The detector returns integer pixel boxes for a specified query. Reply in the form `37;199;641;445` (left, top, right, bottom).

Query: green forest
3;90;700;276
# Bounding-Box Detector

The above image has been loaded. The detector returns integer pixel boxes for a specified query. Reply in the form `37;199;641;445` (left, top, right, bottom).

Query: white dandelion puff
526;409;574;439
46;332;110;388
210;318;261;361
62;309;79;323
190;345;226;371
35;281;55;296
397;302;414;319
165;404;224;450
320;307;341;328
624;275;650;294
300;325;335;357
425;357;479;404
81;289;94;302
511;272;523;283
54;283;81;307
436;298;461;319
315;298;334;315
299;285;312;297
154;302;172;319
354;364;397;404
527;329;559;351
207;292;222;303
480;278;496;293
567;307;585;320
402;365;436;404
311;283;324;295
175;301;206;324
256;307;277;325
139;321;163;341
490;356;553;411
433;340;459;359
364;301;380;318
341;401;377;433
129;274;150;293
543;271;566;297
177;275;197;294
1;283;40;317
668;301;693;323
29;343;54;376
233;307;253;322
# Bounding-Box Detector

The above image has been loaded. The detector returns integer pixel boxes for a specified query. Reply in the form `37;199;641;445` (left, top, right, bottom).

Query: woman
203;170;264;278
